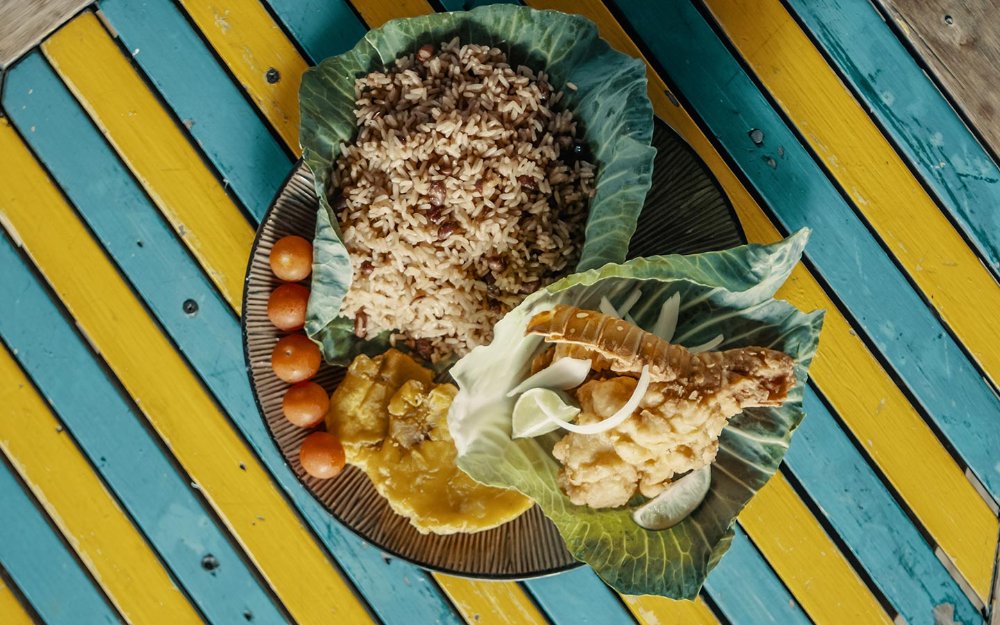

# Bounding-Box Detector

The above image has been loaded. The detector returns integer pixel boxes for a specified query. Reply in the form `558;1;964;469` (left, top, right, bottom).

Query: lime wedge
631;465;712;530
512;388;580;439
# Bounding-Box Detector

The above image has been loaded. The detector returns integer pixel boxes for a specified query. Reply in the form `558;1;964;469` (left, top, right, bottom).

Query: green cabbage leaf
299;5;655;364
448;230;824;598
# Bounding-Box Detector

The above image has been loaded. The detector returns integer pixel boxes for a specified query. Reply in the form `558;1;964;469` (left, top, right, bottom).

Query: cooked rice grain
335;38;595;361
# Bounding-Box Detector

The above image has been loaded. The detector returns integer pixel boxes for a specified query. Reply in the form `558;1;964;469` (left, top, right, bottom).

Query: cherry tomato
269;235;313;282
268;283;310;331
271;334;321;383
299;431;346;479
282;381;330;428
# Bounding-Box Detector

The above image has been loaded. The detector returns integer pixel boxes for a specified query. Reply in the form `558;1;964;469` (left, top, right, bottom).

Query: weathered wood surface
786;0;1000;281
0;0;89;67
877;0;1000;157
0;0;997;622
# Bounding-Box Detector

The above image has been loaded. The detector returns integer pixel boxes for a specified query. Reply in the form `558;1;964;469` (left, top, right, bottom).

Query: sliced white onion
688;334;724;353
617;288;643;318
545;365;650;435
599;296;619;318
506;358;592;397
652;293;680;342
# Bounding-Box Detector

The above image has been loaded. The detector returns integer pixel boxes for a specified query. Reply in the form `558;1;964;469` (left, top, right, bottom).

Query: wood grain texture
704;0;1000;491
785;0;1000;284
789;391;980;623
0;117;376;625
96;0;292;220
1;50;466;625
744;476;894;624
191;0;732;616
877;0;1000;158
0;69;293;620
41;11;252;308
0;575;34;625
0;345;202;625
704;0;1000;394
100;0;550;619
434;576;549;625
0;449;122;625
0;0;90;67
259;0;366;64
609;0;998;599
348;0;434;27
527;0;997;613
171;0;307;149
522;568;640;625
702;526;811;625
622;596;719;625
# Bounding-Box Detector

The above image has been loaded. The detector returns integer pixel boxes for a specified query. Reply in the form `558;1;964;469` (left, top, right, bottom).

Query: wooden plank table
0;0;997;623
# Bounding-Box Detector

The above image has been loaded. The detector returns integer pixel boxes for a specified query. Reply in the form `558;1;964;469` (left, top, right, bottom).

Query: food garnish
449;232;824;598
282;381;330;428
328;349;531;534
299;431;346;479
506;356;591;398
267;283;310;331
631;466;711;531
511;388;580;439
270;235;313;282
516;305;793;509
271;334;322;384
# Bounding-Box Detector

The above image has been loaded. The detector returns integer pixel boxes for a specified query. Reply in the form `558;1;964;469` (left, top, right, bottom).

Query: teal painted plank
0;123;289;625
789;386;981;624
611;0;1000;502
239;1;814;622
0;451;121;625
703;526;810;625
96;0;292;220
786;0;1000;276
270;0;807;619
525;543;812;625
2;52;462;625
259;0;366;63
522;569;635;625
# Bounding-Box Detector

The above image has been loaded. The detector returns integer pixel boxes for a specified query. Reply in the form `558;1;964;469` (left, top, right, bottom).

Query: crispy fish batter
528;305;795;509
328;349;532;534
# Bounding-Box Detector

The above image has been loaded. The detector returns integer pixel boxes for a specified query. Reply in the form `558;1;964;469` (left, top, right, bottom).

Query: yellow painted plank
526;0;998;604
703;0;1000;431
0;575;36;625
435;577;547;625
743;475;893;623
623;595;720;625
96;0;994;610
173;0;306;149
0;117;374;625
178;0;554;619
349;0;433;28
0;346;201;625
41;12;252;309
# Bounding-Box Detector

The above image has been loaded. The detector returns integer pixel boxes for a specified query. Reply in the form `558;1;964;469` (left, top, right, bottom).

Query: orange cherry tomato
268;283;310;331
271;334;321;383
299;431;346;479
282;381;330;428
269;235;313;282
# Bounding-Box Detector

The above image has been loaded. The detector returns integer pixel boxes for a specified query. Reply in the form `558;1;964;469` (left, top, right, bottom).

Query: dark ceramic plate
241;117;746;579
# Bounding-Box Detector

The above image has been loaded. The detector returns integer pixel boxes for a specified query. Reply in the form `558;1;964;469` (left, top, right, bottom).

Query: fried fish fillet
528;305;795;509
